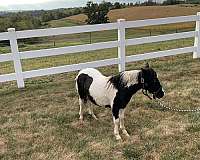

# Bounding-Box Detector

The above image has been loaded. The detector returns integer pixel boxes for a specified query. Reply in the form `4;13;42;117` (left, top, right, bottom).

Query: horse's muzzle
153;88;165;99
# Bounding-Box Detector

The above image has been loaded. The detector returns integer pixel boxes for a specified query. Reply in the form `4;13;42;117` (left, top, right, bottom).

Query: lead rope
142;87;200;112
154;99;200;113
140;75;200;112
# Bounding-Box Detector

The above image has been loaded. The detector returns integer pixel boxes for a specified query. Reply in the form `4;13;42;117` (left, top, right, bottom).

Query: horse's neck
127;83;142;95
107;73;122;89
120;70;142;95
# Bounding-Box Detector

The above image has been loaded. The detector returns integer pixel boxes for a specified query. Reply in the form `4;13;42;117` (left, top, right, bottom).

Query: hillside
66;5;200;22
64;5;200;39
66;14;87;24
108;5;200;22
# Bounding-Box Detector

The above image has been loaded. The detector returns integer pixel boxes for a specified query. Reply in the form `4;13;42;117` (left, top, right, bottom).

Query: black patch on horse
76;73;100;106
112;83;142;119
76;73;93;103
88;95;99;106
105;105;111;108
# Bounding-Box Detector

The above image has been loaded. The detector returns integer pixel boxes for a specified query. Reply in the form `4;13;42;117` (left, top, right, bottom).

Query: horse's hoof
124;132;130;137
115;135;122;141
79;119;83;124
93;116;98;120
122;130;130;137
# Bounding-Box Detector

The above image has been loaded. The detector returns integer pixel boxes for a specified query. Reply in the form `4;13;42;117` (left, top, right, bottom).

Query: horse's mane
107;70;140;90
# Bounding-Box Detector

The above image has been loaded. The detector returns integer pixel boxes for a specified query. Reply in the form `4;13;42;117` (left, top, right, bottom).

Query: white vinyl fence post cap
117;19;125;22
8;28;16;32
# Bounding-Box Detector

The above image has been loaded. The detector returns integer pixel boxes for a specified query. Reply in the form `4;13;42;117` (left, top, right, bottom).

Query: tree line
0;8;82;32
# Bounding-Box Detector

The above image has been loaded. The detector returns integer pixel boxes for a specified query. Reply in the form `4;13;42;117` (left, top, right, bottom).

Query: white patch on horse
119;109;130;137
113;118;121;140
162;88;165;95
121;70;140;87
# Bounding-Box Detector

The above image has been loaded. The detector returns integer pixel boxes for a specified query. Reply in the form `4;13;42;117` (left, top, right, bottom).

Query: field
67;5;200;22
1;5;200;160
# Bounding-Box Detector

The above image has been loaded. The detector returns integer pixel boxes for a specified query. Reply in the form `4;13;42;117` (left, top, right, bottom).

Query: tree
162;0;182;5
186;0;200;3
84;1;110;24
113;2;122;9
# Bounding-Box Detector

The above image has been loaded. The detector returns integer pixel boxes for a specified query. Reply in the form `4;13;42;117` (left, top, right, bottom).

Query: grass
1;37;200;159
1;5;200;159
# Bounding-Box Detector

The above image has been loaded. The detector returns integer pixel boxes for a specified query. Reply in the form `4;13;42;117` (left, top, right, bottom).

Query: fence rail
0;14;200;88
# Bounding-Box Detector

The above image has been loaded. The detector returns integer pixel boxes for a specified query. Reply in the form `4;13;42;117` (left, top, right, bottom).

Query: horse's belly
89;80;117;107
94;94;111;106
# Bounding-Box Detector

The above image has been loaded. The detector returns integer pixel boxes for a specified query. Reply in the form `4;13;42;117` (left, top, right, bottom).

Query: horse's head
140;63;165;99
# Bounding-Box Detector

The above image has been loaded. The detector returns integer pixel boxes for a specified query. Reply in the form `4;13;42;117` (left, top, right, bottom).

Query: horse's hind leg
79;97;85;122
88;104;98;120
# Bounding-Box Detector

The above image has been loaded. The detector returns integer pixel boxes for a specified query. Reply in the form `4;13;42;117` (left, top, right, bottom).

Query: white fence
0;13;200;88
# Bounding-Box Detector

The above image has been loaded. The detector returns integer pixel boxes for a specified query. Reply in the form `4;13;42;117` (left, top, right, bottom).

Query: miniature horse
75;64;165;140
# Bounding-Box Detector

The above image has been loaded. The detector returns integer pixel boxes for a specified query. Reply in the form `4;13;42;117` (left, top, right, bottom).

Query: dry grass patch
66;14;87;24
67;5;200;23
145;120;188;137
108;5;200;22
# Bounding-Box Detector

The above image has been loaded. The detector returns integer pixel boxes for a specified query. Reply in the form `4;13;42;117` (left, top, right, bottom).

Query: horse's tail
75;73;93;103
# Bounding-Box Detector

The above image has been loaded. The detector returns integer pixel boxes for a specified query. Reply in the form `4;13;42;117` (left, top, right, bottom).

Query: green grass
1;18;200;159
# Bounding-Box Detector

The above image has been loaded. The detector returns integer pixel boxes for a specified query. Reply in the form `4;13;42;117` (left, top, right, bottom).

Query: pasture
67;5;200;22
1;5;200;160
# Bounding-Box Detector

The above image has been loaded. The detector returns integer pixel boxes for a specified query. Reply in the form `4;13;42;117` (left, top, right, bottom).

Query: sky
1;0;52;6
0;0;160;11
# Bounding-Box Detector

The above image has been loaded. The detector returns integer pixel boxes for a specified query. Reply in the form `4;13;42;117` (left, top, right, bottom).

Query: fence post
193;12;200;59
8;28;25;88
117;19;126;72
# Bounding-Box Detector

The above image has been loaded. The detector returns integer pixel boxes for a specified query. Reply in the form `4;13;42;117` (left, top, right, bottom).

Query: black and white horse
75;64;165;140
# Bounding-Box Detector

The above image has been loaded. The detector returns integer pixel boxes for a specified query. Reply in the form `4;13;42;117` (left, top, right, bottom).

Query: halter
142;89;153;100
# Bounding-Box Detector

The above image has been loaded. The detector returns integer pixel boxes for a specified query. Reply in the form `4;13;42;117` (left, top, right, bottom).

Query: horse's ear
144;62;150;69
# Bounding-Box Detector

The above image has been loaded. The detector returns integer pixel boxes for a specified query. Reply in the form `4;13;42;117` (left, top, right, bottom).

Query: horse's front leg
119;108;130;137
112;106;121;140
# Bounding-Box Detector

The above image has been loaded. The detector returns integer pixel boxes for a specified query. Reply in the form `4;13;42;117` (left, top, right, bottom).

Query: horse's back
78;68;105;80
